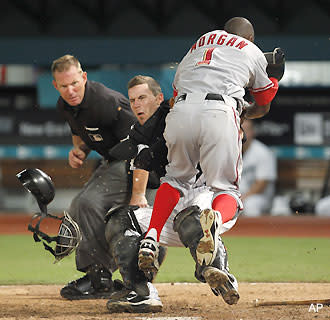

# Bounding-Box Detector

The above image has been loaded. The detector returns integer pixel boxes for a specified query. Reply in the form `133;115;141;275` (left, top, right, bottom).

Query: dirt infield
1;215;329;319
0;283;330;320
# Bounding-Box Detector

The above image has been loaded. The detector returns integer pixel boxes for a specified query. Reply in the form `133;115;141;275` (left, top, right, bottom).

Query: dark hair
128;75;162;96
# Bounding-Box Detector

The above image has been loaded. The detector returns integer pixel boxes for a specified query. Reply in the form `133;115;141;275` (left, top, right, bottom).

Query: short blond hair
127;75;162;97
51;54;83;77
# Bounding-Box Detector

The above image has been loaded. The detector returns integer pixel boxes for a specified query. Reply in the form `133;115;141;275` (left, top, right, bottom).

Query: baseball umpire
52;55;155;300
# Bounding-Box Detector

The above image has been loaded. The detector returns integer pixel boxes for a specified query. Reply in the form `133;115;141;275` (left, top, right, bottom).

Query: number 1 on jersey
196;48;215;66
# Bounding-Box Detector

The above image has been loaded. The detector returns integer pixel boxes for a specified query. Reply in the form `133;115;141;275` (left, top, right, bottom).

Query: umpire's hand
69;148;86;168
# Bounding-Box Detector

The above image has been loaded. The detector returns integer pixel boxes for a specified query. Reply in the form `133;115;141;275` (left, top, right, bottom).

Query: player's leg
173;205;239;305
138;101;201;272
203;239;239;305
173;205;220;267
196;103;242;264
61;160;130;300
138;182;180;272
197;191;241;264
135;205;184;247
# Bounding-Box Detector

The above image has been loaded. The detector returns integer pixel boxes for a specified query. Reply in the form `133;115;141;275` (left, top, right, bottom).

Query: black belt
176;93;224;104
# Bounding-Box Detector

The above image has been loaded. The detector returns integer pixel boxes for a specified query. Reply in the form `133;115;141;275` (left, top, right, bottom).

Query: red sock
146;183;180;241
212;194;237;223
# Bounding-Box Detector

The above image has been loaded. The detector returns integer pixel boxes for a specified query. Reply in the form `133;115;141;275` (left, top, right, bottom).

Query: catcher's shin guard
105;205;167;297
201;239;239;305
173;205;239;305
173;205;220;268
114;235;150;297
173;205;210;278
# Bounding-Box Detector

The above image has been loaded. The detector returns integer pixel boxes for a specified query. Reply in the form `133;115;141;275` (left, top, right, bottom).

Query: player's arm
129;168;149;207
69;135;91;168
244;76;279;119
244;48;285;120
242;100;271;120
243;47;284;120
243;73;279;119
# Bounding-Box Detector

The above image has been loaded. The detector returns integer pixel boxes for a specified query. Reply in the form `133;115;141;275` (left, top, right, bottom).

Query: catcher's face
128;83;164;125
52;65;87;106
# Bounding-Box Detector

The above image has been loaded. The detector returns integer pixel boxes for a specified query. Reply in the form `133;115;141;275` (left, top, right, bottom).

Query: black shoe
107;283;162;313
60;267;123;300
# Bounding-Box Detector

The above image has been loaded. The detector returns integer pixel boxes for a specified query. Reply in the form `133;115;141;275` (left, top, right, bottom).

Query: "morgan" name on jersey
190;32;249;53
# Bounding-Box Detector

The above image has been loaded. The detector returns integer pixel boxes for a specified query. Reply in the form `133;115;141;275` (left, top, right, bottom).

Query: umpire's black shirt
57;80;135;160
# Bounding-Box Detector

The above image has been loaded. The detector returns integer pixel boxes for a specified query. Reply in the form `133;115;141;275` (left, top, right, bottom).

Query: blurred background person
315;195;330;216
0;167;4;209
240;119;277;216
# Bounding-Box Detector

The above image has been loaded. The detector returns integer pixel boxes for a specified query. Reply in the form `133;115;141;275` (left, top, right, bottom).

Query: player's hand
240;100;250;124
68;148;86;168
129;193;148;208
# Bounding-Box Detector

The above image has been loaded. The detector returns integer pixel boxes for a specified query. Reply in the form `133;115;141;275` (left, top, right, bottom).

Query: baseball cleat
107;283;162;313
60;270;123;300
203;266;240;305
202;266;229;288
138;237;160;273
196;209;220;266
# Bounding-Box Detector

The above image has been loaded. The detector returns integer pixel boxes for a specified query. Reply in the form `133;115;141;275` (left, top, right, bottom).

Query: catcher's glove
264;47;285;81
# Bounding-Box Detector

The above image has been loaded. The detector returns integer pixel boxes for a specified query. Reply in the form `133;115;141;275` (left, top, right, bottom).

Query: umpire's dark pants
69;159;131;272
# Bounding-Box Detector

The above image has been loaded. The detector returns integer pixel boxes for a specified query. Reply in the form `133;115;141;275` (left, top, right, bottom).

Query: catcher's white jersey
134;185;238;247
173;29;272;104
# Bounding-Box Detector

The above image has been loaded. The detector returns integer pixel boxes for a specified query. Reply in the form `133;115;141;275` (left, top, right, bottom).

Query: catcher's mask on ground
16;168;81;262
16;168;55;213
27;210;82;263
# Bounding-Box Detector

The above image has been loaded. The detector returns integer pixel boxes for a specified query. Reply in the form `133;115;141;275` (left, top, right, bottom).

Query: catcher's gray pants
69;159;131;272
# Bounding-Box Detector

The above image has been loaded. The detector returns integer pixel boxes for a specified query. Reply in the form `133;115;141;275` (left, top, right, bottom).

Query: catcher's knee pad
104;205;141;245
173;205;203;249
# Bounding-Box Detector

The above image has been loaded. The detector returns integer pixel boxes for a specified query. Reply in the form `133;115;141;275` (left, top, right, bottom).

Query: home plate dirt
1;283;330;320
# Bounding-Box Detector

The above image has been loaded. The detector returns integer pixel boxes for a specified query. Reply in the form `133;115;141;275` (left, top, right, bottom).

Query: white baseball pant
134;186;238;247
